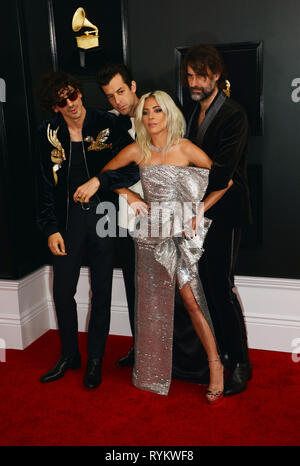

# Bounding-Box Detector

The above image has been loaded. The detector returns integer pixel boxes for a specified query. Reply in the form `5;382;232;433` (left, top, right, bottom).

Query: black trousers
52;203;114;359
114;228;135;338
198;218;250;366
173;218;249;381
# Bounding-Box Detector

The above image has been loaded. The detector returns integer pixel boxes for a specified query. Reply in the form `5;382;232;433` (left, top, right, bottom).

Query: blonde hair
135;90;186;165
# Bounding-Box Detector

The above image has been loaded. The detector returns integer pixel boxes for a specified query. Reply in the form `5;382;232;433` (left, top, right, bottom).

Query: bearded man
179;44;253;396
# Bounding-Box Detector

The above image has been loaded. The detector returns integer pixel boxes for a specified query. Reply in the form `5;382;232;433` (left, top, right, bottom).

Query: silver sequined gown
132;165;215;395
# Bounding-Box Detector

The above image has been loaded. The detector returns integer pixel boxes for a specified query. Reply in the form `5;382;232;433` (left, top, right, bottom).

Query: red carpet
0;330;299;446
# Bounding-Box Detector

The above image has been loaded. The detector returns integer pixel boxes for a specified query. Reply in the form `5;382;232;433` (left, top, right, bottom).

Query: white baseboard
235;276;300;352
0;268;50;349
0;267;299;352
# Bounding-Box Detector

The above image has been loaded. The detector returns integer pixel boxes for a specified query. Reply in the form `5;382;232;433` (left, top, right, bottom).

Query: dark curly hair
96;62;133;91
181;44;227;91
37;71;83;112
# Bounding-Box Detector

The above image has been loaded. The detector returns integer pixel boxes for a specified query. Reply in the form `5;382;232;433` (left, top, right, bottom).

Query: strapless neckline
140;164;209;172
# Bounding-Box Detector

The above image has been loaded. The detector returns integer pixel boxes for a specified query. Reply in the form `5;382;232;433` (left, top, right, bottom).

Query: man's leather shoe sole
40;355;81;383
83;377;102;389
84;359;102;389
223;363;252;397
115;347;134;367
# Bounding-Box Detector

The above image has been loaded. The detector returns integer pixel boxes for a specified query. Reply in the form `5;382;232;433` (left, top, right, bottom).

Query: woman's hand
73;177;100;203
48;232;67;256
183;203;205;238
203;179;233;213
123;191;150;217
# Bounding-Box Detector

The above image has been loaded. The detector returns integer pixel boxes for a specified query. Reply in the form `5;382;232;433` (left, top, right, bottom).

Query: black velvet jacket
185;94;252;226
37;108;133;237
97;114;140;191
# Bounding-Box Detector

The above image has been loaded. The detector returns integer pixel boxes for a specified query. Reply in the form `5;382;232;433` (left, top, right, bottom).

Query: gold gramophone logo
72;7;99;50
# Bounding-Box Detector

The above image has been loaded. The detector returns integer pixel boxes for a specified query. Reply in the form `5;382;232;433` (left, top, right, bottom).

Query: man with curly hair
37;71;133;389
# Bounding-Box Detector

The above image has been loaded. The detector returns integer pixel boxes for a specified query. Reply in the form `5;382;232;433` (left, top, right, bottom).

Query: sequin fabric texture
133;165;215;395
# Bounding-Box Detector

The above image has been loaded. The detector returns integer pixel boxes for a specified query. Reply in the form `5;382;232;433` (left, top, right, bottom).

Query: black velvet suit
187;95;252;226
176;93;252;369
37;108;133;359
37;108;133;237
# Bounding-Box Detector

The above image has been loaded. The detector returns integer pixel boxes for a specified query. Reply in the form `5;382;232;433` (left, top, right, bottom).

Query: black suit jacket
96;114;140;191
185;95;252;226
37;108;133;237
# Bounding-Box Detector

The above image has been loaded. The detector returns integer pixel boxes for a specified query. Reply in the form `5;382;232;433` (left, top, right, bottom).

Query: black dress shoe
115;347;134;367
223;362;252;396
84;358;102;389
40;354;81;383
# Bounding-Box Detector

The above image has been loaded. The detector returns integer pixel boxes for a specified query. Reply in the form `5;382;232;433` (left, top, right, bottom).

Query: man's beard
189;84;216;102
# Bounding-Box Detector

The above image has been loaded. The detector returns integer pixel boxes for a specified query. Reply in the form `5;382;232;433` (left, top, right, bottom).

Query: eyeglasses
56;90;79;108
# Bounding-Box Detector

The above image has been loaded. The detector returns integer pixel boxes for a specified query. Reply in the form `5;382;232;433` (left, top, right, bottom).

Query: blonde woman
77;91;232;404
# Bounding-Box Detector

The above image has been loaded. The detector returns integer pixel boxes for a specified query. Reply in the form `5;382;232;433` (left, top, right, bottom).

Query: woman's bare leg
179;283;224;400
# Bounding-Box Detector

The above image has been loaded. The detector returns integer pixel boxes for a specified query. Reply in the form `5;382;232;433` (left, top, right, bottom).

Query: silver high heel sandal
206;356;224;405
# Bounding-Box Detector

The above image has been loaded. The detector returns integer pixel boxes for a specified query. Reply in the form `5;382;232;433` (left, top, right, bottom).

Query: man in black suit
37;71;133;388
96;63;142;366
180;44;252;396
